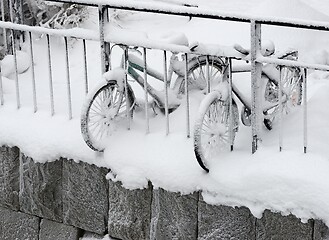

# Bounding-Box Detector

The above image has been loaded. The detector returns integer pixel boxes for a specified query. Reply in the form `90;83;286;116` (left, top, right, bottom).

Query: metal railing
1;0;329;154
0;19;99;119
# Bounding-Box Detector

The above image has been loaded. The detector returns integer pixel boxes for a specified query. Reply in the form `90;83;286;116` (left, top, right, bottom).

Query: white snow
1;0;329;227
1;50;31;78
81;233;113;240
106;27;190;54
0;21;98;40
250;0;329;22
103;68;126;90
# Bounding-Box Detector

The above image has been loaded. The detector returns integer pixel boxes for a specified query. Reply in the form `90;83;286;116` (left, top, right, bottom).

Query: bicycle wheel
264;66;302;130
81;80;135;152
194;92;239;172
174;55;226;94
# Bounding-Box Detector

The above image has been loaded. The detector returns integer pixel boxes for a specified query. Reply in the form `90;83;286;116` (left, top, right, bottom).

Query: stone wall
0;145;109;239
1;145;329;240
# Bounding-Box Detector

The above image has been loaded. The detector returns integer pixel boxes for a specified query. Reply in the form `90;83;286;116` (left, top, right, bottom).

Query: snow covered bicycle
192;44;302;172
80;41;228;152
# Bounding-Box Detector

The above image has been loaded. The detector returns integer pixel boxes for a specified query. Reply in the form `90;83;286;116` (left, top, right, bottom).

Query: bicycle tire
174;55;226;94
194;92;239;172
264;66;302;130
81;80;135;152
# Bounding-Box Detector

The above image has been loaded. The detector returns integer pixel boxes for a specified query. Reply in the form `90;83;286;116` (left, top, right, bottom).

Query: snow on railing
0;21;99;41
1;0;329;155
0;20;100;119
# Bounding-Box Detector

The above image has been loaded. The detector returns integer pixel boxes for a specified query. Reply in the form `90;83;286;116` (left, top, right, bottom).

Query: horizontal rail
50;0;329;31
106;33;247;59
0;21;98;41
257;56;329;72
106;33;190;54
1;20;328;74
0;21;240;58
2;21;328;73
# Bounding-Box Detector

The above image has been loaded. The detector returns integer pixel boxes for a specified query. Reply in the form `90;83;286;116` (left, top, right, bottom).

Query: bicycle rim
81;81;130;152
264;66;302;129
194;94;233;172
176;55;226;94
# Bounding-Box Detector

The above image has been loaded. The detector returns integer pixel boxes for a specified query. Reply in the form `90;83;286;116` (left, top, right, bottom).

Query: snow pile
311;49;329;65
1;51;31;78
0;105;103;166
81;233;112;240
103;68;126;90
305;0;329;18
249;0;329;22
202;150;329;223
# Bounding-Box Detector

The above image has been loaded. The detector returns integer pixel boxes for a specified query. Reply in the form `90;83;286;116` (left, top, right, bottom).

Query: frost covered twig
25;0;88;29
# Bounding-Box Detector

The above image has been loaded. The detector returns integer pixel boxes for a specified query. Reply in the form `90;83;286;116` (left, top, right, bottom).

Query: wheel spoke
90;106;102;115
211;68;221;81
92;97;103;109
264;66;302;130
81;82;133;152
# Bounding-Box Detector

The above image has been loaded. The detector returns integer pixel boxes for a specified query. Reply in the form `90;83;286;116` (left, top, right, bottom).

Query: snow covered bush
24;0;88;28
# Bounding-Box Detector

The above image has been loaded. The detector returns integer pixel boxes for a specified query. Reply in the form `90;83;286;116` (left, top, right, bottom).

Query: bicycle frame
223;50;300;126
117;47;183;111
230;65;280;113
113;44;298;121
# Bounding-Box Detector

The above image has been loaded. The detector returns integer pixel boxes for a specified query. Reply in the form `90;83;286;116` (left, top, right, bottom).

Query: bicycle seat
234;40;275;57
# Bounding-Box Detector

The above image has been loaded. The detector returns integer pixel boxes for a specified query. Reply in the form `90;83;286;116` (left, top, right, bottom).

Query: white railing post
46;34;55;116
206;55;210;93
0;64;3;105
143;48;150;134
184;53;190;138
64;37;73;120
250;20;262;153
82;39;89;95
278;66;283;151
1;0;8;53
163;50;169;135
98;5;107;74
227;58;234;151
303;68;308;153
124;47;131;130
28;31;37;113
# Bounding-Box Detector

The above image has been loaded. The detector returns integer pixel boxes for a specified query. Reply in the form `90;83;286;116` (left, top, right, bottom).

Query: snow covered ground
1;0;329;229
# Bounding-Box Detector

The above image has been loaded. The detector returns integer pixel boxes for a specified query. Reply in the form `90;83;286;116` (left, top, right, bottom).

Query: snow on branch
25;0;88;28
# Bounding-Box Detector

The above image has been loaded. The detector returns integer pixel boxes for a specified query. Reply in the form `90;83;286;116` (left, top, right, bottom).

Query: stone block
20;155;63;222
150;189;198;240
0;146;20;210
256;210;313;240
198;198;256;240
63;159;109;234
108;180;152;240
312;220;329;240
0;206;40;240
39;218;81;240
